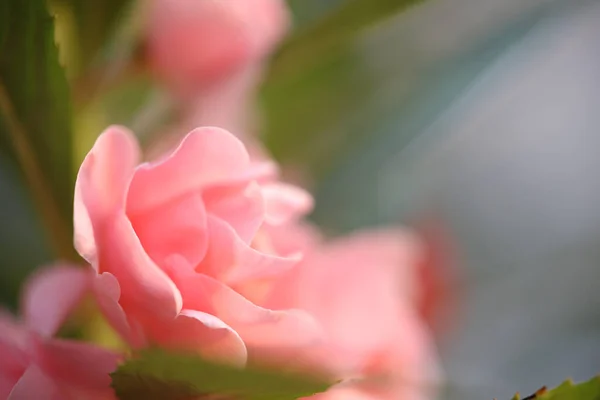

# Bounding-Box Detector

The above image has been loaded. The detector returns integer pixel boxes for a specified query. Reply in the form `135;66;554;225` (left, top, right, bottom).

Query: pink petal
75;126;182;321
245;161;279;183
100;213;183;320
200;216;299;285
268;229;422;359
203;181;264;244
147;0;289;98
309;387;381;400
128;192;209;268
262;183;314;226
0;310;29;360
147;0;254;94
127;127;251;215
35;337;120;391
371;308;442;388
8;365;64;400
92;273;138;347
170;270;322;351
74;186;96;267
258;221;322;257
147;309;247;366
0;373;20;400
22;265;92;338
74;126;140;265
313;384;428;400
0;312;28;400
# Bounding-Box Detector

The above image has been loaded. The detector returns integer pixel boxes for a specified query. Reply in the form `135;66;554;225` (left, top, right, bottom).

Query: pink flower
260;226;442;399
74;125;319;366
0;265;120;400
144;0;292;161
146;0;290;98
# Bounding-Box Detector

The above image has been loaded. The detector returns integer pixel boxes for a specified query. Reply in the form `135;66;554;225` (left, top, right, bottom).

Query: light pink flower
0;265;120;400
146;0;290;98
74;125;319;366
144;0;292;163
260;226;442;400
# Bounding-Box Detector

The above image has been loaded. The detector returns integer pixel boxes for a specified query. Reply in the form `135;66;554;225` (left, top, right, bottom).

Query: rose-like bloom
146;0;290;98
257;225;442;400
74;125;319;366
0;265;120;399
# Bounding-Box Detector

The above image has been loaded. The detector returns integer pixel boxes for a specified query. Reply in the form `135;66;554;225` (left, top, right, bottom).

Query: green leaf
511;377;600;400
0;0;76;260
262;0;424;177
111;349;331;400
51;0;134;75
283;0;423;51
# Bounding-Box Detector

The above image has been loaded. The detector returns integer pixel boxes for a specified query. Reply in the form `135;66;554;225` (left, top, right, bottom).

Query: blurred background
1;0;600;399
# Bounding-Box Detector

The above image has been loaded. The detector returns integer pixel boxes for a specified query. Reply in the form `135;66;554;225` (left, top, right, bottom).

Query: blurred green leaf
0;0;76;260
0;152;52;309
262;0;423;176
74;73;160;163
111;349;331;400
284;0;422;51
285;0;346;28
511;377;600;400
52;0;134;75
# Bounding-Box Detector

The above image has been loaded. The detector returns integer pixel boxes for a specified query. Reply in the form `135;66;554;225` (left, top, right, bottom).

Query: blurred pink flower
144;0;291;159
0;265;120;400
74;125;319;366
146;0;290;99
413;216;461;337
257;225;442;400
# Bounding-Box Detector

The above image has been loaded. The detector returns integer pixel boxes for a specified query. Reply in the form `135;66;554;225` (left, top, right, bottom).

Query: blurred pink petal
36;338;119;391
268;229;422;351
22;265;92;338
263;225;440;396
1;270;121;400
0;312;28;400
310;386;384;400
413;217;460;334
0;310;29;360
366;306;442;387
146;0;290;97
312;383;432;400
8;365;63;400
